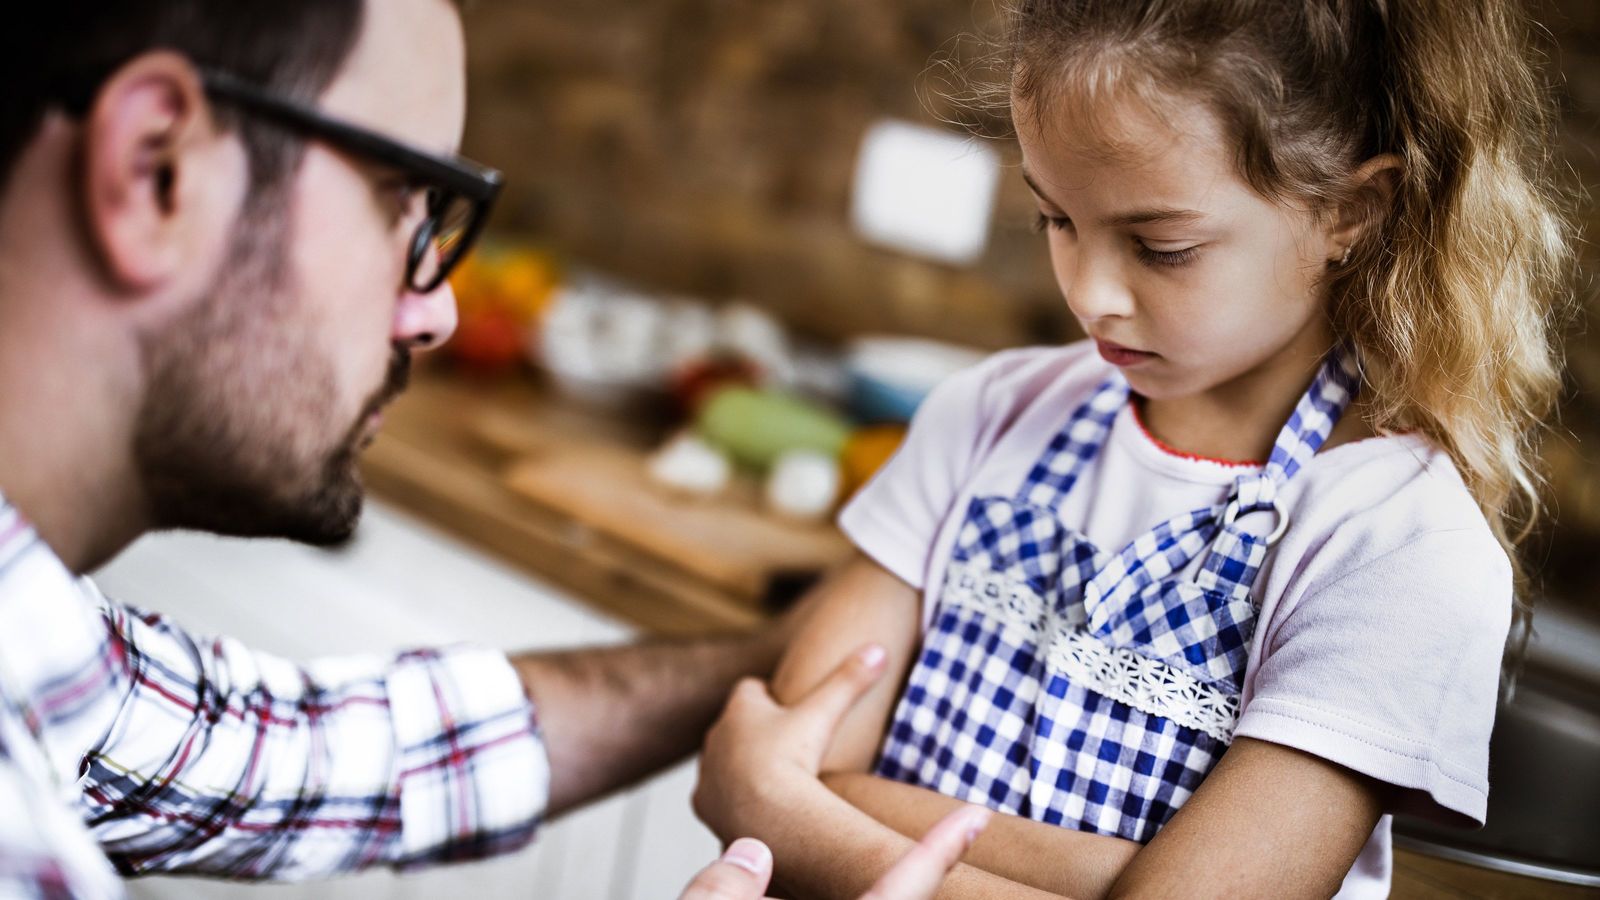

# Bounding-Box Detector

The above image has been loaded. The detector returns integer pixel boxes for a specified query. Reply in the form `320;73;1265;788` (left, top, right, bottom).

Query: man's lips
356;349;411;443
1094;338;1157;367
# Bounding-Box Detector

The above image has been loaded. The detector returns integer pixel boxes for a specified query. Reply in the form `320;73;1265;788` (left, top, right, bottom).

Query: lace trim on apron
943;560;1241;742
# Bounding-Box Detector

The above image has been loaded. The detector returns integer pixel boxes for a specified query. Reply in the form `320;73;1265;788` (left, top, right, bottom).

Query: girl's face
1014;90;1339;406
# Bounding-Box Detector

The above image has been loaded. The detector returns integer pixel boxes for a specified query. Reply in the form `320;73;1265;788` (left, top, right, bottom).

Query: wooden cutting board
477;407;854;603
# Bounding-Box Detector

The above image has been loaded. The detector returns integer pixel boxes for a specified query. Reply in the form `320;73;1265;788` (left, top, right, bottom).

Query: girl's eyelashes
1033;211;1201;268
1135;240;1201;268
1033;211;1074;234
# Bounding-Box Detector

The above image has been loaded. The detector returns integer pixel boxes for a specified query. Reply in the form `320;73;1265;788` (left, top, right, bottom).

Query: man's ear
80;52;233;292
1325;153;1402;264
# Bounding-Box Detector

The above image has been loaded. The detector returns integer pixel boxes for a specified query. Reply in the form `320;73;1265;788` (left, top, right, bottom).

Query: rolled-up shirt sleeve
75;586;549;879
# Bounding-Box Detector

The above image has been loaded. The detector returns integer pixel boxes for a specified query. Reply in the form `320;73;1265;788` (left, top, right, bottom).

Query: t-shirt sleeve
837;361;994;590
1234;528;1512;827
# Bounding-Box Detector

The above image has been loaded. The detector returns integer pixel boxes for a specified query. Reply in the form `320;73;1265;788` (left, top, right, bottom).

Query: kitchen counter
360;363;778;636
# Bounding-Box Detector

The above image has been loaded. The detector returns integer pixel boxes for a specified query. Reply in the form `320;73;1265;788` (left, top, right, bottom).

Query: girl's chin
1120;367;1230;406
1117;364;1179;397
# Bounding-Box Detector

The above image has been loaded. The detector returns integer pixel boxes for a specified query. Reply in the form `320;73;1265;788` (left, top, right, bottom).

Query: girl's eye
1033;212;1074;234
1135;240;1200;268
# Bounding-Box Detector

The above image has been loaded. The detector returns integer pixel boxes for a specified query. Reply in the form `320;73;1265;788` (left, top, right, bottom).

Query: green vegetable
695;386;850;469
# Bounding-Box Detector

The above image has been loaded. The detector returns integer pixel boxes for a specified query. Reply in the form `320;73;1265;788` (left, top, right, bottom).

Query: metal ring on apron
1222;495;1289;546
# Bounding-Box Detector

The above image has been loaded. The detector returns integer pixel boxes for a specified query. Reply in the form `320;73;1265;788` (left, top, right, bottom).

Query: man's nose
392;279;459;351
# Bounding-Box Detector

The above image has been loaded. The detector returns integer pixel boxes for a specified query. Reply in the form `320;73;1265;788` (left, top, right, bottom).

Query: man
0;0;809;894
0;0;989;895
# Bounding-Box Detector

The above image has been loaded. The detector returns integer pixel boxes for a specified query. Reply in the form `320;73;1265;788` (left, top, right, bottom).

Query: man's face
136;0;465;544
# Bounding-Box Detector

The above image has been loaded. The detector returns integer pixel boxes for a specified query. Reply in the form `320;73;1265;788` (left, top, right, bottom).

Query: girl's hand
679;807;992;900
692;643;888;843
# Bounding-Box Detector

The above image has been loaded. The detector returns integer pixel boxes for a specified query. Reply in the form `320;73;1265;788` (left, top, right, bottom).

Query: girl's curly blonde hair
981;0;1575;589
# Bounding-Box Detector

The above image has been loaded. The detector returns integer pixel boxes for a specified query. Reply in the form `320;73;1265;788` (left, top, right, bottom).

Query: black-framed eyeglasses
200;69;503;294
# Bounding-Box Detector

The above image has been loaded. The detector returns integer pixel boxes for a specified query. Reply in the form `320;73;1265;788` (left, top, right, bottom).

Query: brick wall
459;0;1064;350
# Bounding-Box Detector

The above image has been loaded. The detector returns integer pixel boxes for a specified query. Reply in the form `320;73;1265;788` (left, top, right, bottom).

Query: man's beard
132;190;411;547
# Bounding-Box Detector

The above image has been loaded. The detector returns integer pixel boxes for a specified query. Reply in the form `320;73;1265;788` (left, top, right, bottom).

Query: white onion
648;433;732;497
765;450;842;520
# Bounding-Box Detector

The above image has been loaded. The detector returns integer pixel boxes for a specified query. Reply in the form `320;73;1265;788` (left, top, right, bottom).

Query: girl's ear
1326;154;1402;264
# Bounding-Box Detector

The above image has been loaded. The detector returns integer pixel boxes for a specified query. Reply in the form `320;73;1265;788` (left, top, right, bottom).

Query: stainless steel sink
1394;602;1600;886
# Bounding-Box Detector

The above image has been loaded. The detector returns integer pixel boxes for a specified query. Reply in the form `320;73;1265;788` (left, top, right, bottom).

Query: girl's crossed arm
769;556;1385;899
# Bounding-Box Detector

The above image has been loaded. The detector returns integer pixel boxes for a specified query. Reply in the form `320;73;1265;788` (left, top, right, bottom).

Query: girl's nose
1063;249;1135;323
392;279;459;352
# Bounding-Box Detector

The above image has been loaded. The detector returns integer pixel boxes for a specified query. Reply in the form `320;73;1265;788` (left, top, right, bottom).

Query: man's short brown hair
1;0;367;196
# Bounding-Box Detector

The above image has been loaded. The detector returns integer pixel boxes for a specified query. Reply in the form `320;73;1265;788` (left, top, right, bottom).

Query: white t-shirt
839;341;1512;899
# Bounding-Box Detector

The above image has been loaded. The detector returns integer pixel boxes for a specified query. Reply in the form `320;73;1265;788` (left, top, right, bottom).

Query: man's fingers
793;643;888;735
861;807;991;900
679;838;774;900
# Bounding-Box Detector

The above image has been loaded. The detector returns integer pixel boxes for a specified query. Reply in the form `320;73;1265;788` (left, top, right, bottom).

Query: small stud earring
1340;246;1353;266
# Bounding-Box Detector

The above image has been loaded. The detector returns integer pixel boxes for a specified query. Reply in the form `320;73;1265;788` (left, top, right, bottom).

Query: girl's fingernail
722;838;771;875
964;809;992;847
859;644;887;668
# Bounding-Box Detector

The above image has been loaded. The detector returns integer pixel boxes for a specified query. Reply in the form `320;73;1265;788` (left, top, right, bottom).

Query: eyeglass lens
408;189;478;292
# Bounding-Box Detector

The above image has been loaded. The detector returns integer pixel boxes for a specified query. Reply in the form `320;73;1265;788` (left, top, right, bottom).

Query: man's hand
692;643;888;841
679;807;992;900
679;838;775;900
861;806;992;899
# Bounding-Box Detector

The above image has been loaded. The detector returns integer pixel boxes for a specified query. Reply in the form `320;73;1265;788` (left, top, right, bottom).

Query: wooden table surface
362;364;779;636
363;365;1594;899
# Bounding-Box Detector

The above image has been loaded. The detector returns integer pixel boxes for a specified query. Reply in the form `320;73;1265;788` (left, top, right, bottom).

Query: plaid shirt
0;497;549;899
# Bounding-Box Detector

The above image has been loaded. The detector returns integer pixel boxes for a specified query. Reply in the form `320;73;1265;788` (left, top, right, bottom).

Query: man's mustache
360;346;412;422
381;346;412;405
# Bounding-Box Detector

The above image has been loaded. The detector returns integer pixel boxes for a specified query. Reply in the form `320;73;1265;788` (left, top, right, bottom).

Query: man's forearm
512;630;781;817
825;773;1140;900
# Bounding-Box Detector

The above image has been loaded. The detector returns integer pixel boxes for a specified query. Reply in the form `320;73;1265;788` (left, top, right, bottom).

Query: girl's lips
1094;338;1157;367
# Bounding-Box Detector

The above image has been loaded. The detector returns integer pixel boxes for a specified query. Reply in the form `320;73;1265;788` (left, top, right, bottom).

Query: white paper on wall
850;118;1001;266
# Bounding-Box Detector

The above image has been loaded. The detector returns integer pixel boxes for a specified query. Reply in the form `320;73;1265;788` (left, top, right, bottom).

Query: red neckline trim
1128;402;1267;469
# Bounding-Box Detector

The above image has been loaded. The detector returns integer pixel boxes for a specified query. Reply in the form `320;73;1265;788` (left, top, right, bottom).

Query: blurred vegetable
765;450;842;521
648;431;733;497
842;424;907;495
670;354;763;417
446;246;560;374
537;284;669;407
450;308;524;374
695;386;851;469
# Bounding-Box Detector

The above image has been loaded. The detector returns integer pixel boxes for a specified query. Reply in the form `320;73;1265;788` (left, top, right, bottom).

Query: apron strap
1090;347;1361;608
1018;376;1128;509
1196;347;1361;600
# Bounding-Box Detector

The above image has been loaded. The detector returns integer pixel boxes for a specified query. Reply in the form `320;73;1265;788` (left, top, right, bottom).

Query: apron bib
874;350;1360;842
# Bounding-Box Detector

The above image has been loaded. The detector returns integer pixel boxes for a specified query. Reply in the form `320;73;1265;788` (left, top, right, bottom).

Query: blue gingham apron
874;350;1361;842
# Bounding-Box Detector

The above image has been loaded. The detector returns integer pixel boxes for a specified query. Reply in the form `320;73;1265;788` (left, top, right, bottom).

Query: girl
753;0;1572;897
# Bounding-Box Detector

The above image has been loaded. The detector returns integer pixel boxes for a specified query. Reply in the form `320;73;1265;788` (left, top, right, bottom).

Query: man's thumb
678;839;774;900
